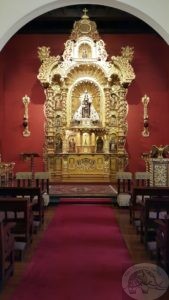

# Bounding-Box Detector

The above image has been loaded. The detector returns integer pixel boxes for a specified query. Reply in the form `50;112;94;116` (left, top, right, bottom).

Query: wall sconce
22;95;30;137
141;94;150;137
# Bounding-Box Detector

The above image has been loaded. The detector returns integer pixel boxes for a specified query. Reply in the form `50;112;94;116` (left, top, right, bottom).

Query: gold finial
83;8;88;15
82;8;89;19
37;46;50;62
121;46;134;62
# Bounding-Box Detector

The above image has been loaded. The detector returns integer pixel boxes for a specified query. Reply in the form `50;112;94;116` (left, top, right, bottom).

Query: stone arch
0;1;169;51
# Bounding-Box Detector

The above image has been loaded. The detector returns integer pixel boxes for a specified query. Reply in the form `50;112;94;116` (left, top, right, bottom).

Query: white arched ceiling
0;0;169;51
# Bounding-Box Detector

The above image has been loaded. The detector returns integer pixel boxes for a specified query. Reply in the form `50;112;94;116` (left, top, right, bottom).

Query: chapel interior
0;3;169;299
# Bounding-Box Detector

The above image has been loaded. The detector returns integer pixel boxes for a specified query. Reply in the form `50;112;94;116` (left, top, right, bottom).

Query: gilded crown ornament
70;8;99;41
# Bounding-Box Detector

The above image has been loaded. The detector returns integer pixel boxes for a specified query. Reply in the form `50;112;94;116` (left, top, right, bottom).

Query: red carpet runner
11;202;132;300
59;197;113;204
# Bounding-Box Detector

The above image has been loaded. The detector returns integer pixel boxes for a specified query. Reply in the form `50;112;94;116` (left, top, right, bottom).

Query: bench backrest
0;187;44;224
144;197;169;219
0;197;33;244
133;186;169;201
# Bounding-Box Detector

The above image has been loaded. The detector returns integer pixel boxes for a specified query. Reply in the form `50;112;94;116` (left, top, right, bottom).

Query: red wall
0;33;169;173
0;53;4;158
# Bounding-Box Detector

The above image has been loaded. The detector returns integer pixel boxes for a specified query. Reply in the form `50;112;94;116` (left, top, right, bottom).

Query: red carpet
49;183;117;197
11;202;132;300
60;197;113;204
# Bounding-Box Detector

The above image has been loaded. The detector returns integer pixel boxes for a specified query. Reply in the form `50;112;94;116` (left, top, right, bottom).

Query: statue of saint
96;137;104;152
82;48;88;59
69;138;76;152
109;139;116;152
73;90;99;122
55;115;61;127
56;136;62;153
82;90;91;118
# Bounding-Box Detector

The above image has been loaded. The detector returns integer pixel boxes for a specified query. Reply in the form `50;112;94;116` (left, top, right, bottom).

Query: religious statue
55;115;62;127
96;137;104;153
55;94;61;109
110;114;116;126
82;90;91;118
73;90;99;122
82;48;88;59
69;138;76;152
109;139;116;152
55;136;62;153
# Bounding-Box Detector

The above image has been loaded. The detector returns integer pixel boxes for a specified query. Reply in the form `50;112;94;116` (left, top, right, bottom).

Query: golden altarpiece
37;10;135;182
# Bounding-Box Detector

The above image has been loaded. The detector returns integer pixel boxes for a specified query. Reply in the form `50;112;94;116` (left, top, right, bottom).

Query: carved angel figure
151;145;169;158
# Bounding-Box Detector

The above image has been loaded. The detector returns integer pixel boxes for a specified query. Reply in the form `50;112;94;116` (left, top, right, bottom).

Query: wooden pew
156;219;169;273
0;218;14;289
140;197;169;248
130;186;169;224
0;197;33;260
0;187;44;226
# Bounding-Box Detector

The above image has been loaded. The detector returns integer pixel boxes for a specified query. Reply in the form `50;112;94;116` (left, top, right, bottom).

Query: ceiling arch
0;0;169;51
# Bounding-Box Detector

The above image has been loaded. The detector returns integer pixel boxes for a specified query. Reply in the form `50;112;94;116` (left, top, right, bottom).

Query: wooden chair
135;172;150;188
0;218;14;289
132;172;150;230
34;172;50;207
34;172;49;194
116;172;132;207
15;172;32;187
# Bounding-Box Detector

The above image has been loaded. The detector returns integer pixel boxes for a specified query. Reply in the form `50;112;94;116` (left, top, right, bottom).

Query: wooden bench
0;197;33;259
156;219;169;273
0;218;14;289
0;187;44;226
140;197;169;249
130;186;169;224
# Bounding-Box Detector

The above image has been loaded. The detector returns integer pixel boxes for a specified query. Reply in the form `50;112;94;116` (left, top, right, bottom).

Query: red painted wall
0;53;4;159
0;33;169;173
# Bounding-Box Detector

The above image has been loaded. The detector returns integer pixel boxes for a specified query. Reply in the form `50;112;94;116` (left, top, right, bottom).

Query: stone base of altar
46;153;118;183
